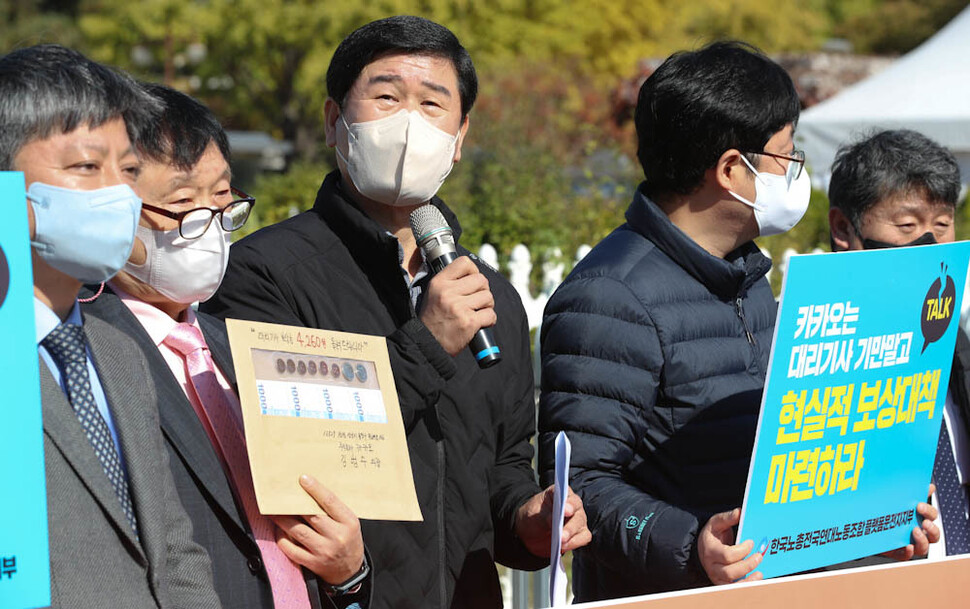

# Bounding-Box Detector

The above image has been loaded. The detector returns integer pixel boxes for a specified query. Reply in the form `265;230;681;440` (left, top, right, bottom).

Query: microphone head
409;204;452;244
410;205;457;263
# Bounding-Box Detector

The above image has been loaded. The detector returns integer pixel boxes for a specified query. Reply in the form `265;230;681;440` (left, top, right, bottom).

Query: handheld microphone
410;205;502;368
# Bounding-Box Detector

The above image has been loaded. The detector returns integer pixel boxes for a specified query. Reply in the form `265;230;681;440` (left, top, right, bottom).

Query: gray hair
0;44;160;170
829;129;962;231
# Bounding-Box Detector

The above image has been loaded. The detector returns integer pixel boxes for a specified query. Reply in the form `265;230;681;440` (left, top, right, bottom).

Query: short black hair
0;44;159;170
828;129;961;230
136;82;230;172
634;41;801;200
326;15;478;118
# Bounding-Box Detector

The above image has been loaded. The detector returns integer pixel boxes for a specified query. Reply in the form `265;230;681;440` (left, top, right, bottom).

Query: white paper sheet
549;431;571;606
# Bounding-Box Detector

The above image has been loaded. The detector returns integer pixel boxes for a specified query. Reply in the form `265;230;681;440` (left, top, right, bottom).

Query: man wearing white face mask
82;83;370;609
540;43;938;601
204;15;591;609
1;45;221;608
538;42;810;600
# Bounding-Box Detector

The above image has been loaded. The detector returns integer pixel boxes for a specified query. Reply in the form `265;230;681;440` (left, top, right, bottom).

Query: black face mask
861;231;937;250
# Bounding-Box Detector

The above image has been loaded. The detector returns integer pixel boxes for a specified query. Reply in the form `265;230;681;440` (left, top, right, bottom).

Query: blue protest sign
737;242;970;578
0;172;50;608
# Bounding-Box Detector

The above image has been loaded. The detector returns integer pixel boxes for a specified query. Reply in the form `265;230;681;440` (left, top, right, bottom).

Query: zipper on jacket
437;438;447;608
736;297;756;345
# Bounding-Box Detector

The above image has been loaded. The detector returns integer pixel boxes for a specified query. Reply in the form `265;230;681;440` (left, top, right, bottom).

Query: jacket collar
313;170;463;241
311;171;463;324
625;183;772;300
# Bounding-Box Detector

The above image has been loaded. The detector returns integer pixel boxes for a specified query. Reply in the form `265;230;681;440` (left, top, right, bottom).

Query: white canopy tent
796;6;970;187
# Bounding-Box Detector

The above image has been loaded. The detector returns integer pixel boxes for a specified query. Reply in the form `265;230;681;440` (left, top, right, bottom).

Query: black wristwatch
323;555;370;596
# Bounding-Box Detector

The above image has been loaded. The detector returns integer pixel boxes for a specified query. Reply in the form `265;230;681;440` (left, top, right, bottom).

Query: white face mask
124;221;230;304
336;109;459;207
728;155;811;237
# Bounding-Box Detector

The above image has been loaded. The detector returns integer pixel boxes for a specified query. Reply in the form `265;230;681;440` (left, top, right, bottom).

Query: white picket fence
477;243;590;330
480;243;819;330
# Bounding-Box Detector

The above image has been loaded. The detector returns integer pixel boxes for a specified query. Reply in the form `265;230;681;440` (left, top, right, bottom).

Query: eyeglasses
742;149;806;187
141;186;256;239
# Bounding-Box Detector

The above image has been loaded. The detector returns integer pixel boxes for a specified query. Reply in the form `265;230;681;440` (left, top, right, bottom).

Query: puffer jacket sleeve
538;273;708;590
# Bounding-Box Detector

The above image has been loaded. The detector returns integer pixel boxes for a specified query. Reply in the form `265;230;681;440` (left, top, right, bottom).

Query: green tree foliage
238;161;332;239
79;0;369;156
5;0;965;284
0;0;82;49
72;0;876;159
679;0;831;53
439;60;636;260
831;0;968;54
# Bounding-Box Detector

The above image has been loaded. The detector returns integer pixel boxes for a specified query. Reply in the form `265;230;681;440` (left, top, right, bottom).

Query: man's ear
714;149;746;193
324;98;340;148
453;115;470;163
829;207;855;252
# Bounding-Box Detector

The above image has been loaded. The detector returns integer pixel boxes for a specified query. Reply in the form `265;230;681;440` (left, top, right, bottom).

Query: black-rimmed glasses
743;149;806;187
141;186;256;239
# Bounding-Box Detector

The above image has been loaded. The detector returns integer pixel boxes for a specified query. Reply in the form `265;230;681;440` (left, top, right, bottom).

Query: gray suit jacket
41;313;221;608
81;289;338;609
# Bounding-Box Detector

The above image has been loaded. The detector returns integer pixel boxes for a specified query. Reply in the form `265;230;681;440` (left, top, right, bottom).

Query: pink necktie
165;323;311;609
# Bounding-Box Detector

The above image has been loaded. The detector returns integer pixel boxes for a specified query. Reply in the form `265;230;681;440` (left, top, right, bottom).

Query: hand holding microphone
410;205;502;367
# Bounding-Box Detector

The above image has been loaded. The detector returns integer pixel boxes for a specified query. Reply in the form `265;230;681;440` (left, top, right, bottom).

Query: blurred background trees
3;0;968;279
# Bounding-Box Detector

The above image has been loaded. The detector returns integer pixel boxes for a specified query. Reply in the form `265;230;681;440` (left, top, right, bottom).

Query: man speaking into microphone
203;15;590;609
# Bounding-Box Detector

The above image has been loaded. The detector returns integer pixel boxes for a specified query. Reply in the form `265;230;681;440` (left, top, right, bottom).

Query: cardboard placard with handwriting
226;318;422;521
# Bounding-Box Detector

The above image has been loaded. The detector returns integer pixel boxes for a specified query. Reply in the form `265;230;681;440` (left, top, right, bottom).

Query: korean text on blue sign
737;242;970;578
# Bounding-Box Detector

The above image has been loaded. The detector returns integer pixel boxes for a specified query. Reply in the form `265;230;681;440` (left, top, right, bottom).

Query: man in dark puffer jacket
204;16;591;609
538;42;810;600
